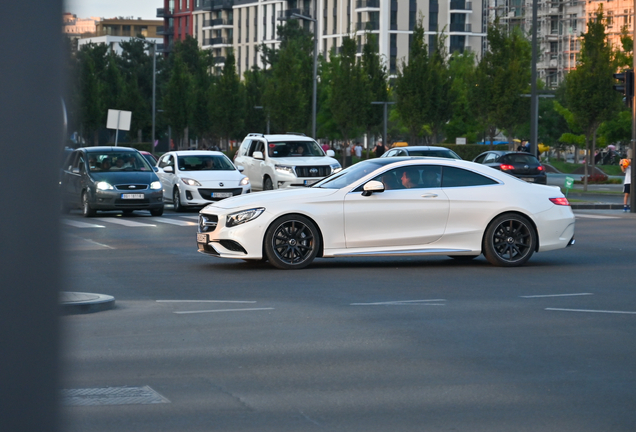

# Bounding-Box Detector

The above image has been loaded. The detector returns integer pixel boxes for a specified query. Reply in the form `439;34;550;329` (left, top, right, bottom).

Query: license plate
212;192;233;198
121;193;144;199
197;233;208;243
304;179;319;186
521;178;534;182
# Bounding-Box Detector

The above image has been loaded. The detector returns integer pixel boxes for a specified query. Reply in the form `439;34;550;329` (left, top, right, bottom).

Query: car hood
89;170;159;184
268;156;339;166
177;170;244;182
202;187;339;211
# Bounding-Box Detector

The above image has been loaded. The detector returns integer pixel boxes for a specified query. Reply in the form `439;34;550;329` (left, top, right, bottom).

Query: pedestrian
354;142;363;160
374;140;385;158
345;142;353;167
621;158;631;212
321;142;330;152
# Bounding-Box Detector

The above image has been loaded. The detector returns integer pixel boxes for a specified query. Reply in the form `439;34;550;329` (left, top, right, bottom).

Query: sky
65;0;161;20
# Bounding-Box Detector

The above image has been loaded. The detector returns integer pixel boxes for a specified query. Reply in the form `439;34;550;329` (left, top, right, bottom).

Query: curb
60;291;115;315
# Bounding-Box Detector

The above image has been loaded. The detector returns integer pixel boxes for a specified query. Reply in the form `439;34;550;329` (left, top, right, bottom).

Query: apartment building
63;13;100;35
158;0;196;53
181;0;485;76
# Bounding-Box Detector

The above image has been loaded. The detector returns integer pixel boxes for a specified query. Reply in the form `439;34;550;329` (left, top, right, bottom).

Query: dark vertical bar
530;0;539;158
0;1;63;432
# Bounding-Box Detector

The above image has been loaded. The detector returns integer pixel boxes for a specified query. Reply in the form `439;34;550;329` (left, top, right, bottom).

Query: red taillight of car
550;197;570;206
537;165;544;171
500;164;515;170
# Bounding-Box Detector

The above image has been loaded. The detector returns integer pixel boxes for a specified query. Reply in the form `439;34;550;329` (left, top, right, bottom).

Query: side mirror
163;166;174;173
72;167;80;174
326;150;335;157
362;180;385;196
153;166;159;172
253;151;264;160
236;165;245;173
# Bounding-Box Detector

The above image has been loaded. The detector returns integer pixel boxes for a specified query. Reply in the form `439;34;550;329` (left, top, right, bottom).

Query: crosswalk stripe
62;219;106;228
180;216;200;220
148;217;196;226
93;218;157;227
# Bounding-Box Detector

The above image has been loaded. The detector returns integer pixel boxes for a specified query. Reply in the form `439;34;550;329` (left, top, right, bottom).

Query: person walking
354;142;363;160
374;140;385;158
345;142;353;167
621;158;631;212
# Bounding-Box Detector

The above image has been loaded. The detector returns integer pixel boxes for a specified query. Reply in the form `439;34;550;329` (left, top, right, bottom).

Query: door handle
421;193;438;198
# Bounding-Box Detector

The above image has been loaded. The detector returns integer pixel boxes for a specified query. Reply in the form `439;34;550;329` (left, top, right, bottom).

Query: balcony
204;37;233;46
156;8;164;18
356;21;380;31
450;0;472;11
156;26;166;35
355;0;380;10
213;56;226;65
278;9;313;20
449;23;471;32
212;0;234;10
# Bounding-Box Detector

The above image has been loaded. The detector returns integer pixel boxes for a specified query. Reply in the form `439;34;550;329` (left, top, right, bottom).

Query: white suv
234;133;341;190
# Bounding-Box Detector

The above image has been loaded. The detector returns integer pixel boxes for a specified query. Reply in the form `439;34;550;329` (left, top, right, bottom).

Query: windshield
87;151;152;172
313;159;395;189
177;154;235;171
267;140;325;158
408;149;461;159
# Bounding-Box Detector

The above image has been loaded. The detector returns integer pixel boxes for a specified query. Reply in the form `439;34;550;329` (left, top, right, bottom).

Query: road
60;207;636;432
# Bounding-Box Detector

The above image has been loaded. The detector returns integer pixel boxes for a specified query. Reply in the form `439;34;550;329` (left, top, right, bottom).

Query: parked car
140;151;158;166
473;151;547;184
60;146;164;217
155;150;250;211
197;157;575;269
233;133;341;190
381;145;462;160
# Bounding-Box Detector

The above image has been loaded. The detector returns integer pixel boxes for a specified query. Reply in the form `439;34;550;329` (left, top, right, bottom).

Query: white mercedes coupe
196;157;575;269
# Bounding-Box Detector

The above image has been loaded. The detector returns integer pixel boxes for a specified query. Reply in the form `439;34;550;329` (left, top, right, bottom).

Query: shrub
581;173;608;183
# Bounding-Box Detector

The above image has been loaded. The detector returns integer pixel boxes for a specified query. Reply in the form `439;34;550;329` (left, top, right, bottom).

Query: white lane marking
180;216;200;220
82;239;115;249
156;300;256;304
94;218;157;227
62;219;106;228
546;308;636;315
147;217;196;226
521;293;593;298
174;307;275;314
351;299;446;306
575;214;619;219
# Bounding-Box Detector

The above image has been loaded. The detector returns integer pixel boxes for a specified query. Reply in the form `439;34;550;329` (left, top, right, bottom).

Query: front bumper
92;189;164;210
196;211;268;259
179;185;250;207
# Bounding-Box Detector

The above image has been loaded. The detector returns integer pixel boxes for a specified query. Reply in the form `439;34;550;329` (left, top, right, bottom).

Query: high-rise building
159;0;196;53
180;0;485;76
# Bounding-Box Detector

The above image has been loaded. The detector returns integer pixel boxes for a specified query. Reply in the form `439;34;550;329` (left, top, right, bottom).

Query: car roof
370;156;505;178
246;133;316;142
169;150;226;156
81;146;138;153
401;146;454;151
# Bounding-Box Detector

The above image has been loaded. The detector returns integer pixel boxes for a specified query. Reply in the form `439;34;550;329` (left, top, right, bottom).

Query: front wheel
264;215;320;270
150;207;164;216
173;188;184;212
263;176;274;190
82;191;96;217
483;214;536;267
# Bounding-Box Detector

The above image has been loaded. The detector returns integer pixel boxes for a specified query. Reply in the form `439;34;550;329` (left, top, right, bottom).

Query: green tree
445;51;479;143
210;52;244;149
77;54;103;145
163;53;194;149
243;67;268;135
361;35;389;156
328;36;367;165
426;33;453;144
565;6;621;189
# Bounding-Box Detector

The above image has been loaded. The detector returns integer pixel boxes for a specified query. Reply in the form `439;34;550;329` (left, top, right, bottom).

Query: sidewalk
547;173;626;210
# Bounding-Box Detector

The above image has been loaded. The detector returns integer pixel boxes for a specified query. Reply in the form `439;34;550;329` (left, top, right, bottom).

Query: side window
385;150;397;157
442;166;498;188
483;153;497;163
250;140;264;156
474;154;487;164
68;152;80;171
239;140;250;156
372;165;441;190
158;154;173;169
397;150;407;156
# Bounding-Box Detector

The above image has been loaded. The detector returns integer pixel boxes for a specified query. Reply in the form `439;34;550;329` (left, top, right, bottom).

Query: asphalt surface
58;206;636;432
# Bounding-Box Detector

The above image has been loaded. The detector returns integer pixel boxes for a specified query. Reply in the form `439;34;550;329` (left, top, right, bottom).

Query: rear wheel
483;214;536;267
263;176;274;190
82;191;96;217
173;188;184;212
264;215;320;270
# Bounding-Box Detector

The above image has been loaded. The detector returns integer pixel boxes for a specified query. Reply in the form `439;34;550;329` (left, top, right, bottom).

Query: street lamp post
290;12;318;140
132;37;158;156
254;106;270;134
371;101;395;150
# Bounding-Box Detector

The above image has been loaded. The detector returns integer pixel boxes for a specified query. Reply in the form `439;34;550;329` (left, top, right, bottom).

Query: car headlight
226;207;265;227
180;177;201;186
150;181;162;190
330;163;342;173
239;176;250;186
275;164;295;175
96;181;113;190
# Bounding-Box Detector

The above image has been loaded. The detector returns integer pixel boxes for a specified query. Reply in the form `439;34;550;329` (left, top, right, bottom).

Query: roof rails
247;133;264;137
285;132;306;136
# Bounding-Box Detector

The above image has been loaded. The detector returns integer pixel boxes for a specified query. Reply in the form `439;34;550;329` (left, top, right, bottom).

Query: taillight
500;164;515;170
550;197;570;206
537;165;544;171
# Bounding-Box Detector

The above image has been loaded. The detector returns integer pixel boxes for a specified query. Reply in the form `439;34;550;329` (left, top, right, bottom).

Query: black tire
150;207;164;216
122;209;134;216
82;191;96;217
483;213;536;267
264;214;320;270
448;255;479;261
173;188;184;212
263;176;274;190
